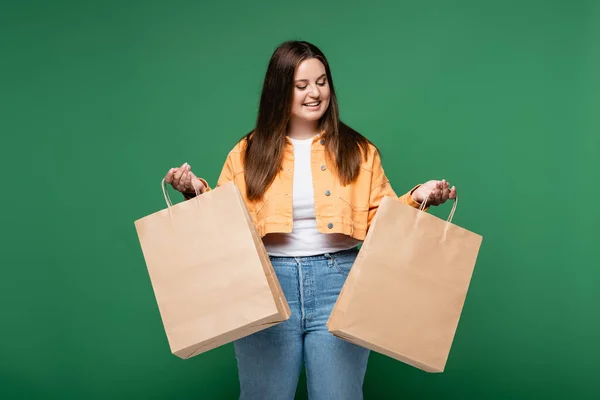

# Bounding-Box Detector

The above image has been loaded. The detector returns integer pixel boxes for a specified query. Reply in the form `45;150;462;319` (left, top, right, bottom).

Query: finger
173;162;188;190
172;163;186;185
435;189;443;205
437;182;445;197
428;188;440;205
443;181;450;193
185;165;193;191
165;168;176;184
179;164;190;191
435;187;444;202
449;186;457;199
442;185;451;200
432;180;449;204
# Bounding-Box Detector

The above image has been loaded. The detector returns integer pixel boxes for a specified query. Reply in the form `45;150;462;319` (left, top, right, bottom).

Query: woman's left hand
411;179;457;206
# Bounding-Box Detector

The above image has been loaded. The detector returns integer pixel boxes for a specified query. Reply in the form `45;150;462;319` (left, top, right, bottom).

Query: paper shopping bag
327;196;482;372
134;181;291;359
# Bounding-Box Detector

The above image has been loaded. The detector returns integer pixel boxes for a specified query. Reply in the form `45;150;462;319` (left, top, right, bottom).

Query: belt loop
324;252;334;268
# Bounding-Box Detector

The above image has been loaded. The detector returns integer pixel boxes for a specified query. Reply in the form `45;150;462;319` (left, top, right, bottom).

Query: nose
308;84;320;98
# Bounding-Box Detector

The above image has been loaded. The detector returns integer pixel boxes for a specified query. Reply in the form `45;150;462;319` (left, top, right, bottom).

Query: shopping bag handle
418;194;458;223
161;178;202;208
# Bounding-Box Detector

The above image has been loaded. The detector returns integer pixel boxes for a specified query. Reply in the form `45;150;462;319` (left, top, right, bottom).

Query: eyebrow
295;74;327;83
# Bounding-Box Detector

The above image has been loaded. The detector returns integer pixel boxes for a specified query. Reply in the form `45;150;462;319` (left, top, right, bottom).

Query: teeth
304;102;320;106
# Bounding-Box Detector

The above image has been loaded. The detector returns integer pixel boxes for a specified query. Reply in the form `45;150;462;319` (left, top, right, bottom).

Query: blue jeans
233;247;370;400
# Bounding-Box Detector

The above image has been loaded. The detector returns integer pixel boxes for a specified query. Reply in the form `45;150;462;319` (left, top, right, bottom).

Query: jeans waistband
268;246;359;262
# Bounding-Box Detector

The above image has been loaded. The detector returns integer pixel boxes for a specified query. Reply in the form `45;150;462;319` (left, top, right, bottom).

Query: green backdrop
2;0;599;398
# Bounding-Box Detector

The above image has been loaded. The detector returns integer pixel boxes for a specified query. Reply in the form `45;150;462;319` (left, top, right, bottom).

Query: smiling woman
163;40;456;399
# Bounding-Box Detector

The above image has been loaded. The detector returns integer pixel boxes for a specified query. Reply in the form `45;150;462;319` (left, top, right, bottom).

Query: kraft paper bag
327;196;482;373
134;180;291;359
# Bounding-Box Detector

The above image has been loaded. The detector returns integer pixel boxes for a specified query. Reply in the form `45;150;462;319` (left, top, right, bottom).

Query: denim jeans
233;247;370;400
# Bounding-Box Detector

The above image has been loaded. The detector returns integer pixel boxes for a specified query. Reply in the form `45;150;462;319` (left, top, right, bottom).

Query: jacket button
321;165;327;171
327;223;334;229
320;139;325;145
325;190;331;196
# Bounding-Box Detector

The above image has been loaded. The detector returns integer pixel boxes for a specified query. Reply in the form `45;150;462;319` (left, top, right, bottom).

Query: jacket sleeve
367;150;426;227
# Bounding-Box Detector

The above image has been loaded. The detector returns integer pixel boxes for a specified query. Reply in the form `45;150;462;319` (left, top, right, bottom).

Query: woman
165;41;456;399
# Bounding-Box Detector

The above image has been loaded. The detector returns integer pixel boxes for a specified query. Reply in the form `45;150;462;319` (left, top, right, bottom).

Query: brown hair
243;40;374;201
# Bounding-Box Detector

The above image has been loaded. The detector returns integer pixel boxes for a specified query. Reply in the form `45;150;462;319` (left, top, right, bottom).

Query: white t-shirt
262;136;362;257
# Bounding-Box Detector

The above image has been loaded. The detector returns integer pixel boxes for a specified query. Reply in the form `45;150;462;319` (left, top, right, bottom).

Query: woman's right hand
165;162;206;196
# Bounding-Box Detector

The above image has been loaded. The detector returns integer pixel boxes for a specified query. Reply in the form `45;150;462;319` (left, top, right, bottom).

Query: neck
287;118;319;140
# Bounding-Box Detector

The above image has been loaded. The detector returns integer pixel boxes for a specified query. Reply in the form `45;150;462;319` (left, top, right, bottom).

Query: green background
2;0;599;398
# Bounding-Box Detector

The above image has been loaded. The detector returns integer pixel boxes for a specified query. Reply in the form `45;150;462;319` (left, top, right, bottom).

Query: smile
303;101;321;108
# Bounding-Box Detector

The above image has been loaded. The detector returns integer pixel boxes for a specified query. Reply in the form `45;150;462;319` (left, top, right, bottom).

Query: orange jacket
198;133;424;240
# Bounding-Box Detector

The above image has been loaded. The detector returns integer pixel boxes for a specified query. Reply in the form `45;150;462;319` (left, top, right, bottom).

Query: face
290;58;331;123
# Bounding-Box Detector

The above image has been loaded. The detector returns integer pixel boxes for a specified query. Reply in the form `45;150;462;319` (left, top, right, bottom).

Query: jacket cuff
406;184;429;211
198;178;211;192
182;178;211;200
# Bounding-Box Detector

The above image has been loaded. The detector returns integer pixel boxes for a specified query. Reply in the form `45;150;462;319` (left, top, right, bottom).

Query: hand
164;162;206;196
411;179;456;206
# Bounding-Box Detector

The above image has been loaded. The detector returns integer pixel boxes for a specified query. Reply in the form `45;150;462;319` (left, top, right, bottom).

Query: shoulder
365;142;379;158
218;136;249;173
229;139;248;155
359;141;382;168
224;133;251;159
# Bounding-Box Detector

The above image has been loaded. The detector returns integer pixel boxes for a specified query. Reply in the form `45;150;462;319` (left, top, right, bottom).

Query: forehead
294;58;326;79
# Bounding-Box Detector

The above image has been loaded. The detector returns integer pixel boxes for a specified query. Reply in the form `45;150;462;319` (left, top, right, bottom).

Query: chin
302;113;324;121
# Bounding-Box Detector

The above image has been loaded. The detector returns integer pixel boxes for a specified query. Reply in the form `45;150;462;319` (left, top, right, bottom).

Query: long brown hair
243;40;374;201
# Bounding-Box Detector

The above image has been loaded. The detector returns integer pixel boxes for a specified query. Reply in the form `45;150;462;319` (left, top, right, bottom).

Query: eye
296;85;307;90
317;80;327;86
